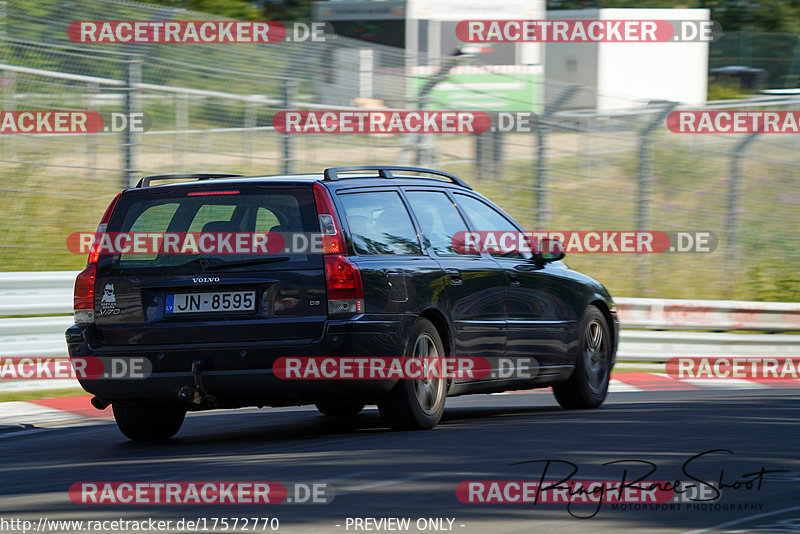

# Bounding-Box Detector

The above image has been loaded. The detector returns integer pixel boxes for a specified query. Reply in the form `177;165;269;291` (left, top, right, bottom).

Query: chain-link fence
0;0;798;302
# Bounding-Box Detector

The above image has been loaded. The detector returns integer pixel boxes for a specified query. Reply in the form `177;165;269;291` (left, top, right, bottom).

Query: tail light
74;191;123;324
313;183;346;254
73;264;96;324
325;255;364;314
314;184;364;314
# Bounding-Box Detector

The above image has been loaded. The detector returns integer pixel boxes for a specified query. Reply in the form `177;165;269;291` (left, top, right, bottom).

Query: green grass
707;81;749;101
0;127;797;301
0;388;89;403
437;131;799;301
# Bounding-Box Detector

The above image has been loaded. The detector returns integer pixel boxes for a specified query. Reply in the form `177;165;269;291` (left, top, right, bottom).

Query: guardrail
614;297;800;332
0;272;798;372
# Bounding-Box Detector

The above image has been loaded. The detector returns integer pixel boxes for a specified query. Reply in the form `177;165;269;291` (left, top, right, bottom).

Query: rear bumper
66;317;411;407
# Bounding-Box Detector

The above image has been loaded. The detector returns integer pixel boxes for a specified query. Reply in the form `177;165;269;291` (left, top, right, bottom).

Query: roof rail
323;166;472;190
136;173;244;188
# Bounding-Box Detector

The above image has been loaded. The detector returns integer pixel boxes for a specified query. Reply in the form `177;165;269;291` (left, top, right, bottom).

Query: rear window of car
337;191;422;256
99;185;319;274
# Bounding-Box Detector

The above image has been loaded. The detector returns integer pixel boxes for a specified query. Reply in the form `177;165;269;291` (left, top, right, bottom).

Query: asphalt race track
1;388;799;534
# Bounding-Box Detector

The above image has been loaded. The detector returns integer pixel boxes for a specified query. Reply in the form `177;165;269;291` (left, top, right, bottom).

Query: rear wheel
378;318;446;430
553;305;612;409
315;401;365;417
112;403;186;441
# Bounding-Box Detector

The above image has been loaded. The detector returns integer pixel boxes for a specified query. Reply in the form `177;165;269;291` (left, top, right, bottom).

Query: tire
553;305;613;410
378;318;447;430
315;401;365;417
112;403;186;441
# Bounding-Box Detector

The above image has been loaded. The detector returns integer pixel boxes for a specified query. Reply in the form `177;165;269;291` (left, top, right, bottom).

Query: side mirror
535;237;565;263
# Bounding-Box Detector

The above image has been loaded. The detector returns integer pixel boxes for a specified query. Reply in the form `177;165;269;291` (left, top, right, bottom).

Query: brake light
76;191;122;323
187;190;240;196
313;184;346;254
314;184;364;314
325;256;364;314
325;255;363;298
88;191;123;264
73;264;96;324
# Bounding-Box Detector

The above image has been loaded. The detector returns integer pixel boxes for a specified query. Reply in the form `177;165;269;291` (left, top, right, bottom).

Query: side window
128;203;180;233
454;194;531;260
187;204;238;232
122;203;180;263
338;191;422;255
404;190;473;256
255;207;281;232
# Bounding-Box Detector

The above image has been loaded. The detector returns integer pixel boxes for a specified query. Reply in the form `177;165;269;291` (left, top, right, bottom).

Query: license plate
165;291;256;314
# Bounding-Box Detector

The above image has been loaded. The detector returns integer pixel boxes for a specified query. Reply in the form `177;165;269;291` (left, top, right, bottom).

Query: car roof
132;172;474;192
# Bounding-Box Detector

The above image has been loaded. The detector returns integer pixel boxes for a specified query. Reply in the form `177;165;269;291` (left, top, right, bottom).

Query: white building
313;0;545;110
545;8;710;110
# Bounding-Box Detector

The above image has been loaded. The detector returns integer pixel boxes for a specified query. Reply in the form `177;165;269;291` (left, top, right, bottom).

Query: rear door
334;188;440;318
94;183;326;346
402;189;506;372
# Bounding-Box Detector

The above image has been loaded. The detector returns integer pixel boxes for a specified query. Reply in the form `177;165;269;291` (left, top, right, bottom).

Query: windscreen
99;184;319;274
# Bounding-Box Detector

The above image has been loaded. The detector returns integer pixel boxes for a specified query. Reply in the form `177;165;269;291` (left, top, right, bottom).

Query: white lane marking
0;378;81;393
337;471;497;495
0;401;85;426
682;379;770;389
609;379;644;392
338;473;437;493
0;420;104;440
492;380;643;395
683;504;800;534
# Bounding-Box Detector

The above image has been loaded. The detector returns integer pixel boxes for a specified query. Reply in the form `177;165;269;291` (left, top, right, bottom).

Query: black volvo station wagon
66;166;619;440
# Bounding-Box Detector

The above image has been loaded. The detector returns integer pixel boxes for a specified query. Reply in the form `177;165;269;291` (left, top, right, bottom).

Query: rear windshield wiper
204;256;291;271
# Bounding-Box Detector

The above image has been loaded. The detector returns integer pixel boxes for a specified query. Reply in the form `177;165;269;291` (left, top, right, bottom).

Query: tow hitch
177;360;216;406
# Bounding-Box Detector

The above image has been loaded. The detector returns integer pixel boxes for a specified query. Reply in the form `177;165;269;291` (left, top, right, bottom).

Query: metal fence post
243;100;256;173
2;69;16;161
636;102;677;295
536;85;579;229
0;1;6;40
492;128;503;177
474;128;501;179
123;56;141;188
281;80;295;174
174;93;188;169
474;133;485;178
727;132;759;274
85;81;98;180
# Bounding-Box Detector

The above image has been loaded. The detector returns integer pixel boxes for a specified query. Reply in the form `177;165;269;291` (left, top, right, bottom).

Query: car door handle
445;268;463;285
507;272;520;285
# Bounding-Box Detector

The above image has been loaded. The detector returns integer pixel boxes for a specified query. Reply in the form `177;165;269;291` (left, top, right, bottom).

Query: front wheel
553;305;613;409
378;318;447;430
112;403;186;441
